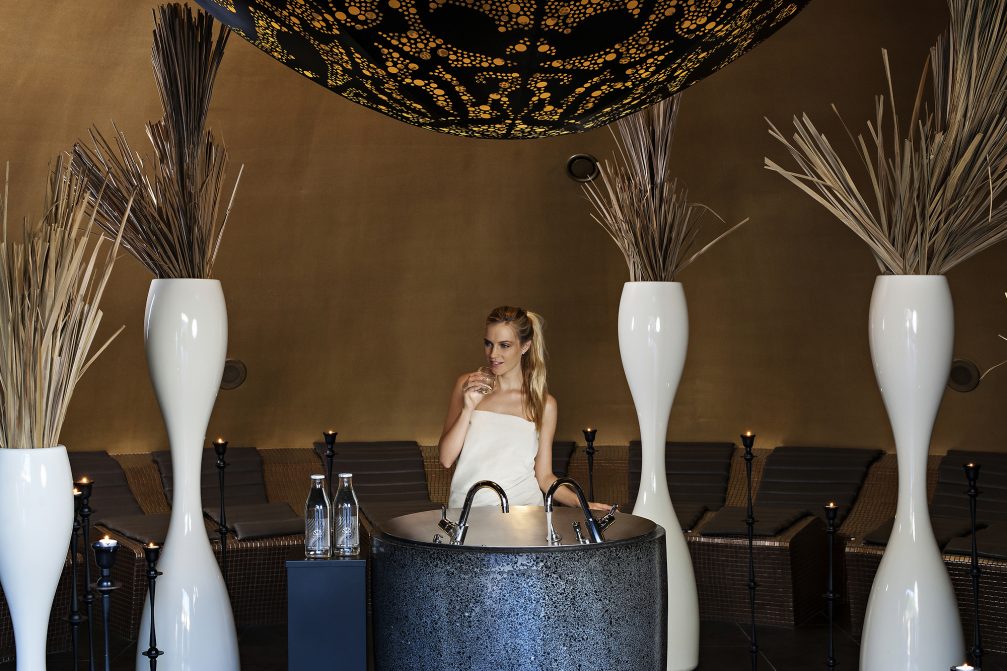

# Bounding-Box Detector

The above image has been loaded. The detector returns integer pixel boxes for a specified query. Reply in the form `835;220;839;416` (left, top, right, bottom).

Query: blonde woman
439;306;608;510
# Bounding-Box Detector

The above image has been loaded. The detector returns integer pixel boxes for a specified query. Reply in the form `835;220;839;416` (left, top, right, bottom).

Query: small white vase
860;275;963;671
618;281;698;671
137;279;238;671
0;445;74;671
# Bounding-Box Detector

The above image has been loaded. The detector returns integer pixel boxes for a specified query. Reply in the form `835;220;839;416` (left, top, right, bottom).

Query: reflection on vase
861;275;962;671
618;281;698;671
137;279;238;671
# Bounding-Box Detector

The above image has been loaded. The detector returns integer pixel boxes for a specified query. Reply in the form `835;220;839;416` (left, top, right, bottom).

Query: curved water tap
544;477;607;543
438;480;509;545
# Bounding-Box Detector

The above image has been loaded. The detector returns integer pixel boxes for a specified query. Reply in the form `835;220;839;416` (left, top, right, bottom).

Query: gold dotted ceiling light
196;0;811;138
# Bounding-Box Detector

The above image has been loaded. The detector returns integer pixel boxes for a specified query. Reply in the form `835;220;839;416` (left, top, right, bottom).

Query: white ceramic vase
860;275;963;671
618;281;698;671
137;279;238;671
0;445;74;671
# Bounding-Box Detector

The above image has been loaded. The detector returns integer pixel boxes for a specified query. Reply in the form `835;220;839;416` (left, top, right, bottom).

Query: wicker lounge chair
692;445;882;627
846;449;1007;652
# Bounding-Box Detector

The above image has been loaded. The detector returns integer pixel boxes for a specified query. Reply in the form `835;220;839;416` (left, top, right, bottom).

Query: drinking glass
477;366;497;395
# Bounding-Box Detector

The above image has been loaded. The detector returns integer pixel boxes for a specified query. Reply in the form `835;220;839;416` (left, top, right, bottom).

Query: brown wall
0;0;1003;455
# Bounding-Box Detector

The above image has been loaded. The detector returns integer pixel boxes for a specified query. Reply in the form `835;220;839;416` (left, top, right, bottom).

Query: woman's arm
534;396;609;510
437;373;486;468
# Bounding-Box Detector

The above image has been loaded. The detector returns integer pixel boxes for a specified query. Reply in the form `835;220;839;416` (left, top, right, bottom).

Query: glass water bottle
304;474;331;558
333;472;360;556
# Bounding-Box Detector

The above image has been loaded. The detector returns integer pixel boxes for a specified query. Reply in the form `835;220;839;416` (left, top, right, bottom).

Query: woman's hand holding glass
461;367;497;409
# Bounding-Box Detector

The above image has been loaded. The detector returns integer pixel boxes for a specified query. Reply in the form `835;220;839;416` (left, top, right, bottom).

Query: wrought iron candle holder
92;537;119;671
582;427;598;502
964;462;983;669
323;430;338;499
213;437;229;591
741;431;758;670
824;501;838;670
75;476;96;671
142;542;164;670
69;488;84;671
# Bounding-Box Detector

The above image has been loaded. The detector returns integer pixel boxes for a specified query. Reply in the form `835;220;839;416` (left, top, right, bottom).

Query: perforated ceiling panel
197;0;811;138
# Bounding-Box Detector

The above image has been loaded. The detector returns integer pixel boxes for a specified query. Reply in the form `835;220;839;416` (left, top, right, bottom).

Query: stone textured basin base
371;507;667;671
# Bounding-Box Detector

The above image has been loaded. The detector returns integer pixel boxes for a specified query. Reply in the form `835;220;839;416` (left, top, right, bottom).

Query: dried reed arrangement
72;3;241;279
0;159;131;449
766;0;1007;275
583;94;748;282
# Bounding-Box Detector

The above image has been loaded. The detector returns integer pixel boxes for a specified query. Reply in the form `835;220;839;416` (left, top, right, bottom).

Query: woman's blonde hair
486;306;547;431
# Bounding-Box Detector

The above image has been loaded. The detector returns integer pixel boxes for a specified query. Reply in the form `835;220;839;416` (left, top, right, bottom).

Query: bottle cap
339;472;353;478
310;474;325;480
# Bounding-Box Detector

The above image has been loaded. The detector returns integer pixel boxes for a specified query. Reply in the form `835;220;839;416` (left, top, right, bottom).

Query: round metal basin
371;506;667;671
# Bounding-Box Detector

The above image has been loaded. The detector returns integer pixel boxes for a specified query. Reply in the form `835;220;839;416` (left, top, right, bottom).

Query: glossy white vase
618;281;698;671
0;445;73;671
137;279;238;671
861;275;963;671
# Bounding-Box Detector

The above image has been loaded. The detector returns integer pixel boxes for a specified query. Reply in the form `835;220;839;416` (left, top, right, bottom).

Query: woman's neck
497;366;524;392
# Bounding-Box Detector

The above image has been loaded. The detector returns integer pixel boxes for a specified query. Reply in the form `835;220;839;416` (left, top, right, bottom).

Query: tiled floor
7;620;1004;670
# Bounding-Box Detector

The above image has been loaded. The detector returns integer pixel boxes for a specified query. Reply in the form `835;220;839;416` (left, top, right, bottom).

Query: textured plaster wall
0;0;1003;454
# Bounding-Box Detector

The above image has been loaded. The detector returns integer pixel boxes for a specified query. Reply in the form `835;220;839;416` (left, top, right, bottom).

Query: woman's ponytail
485;306;549;430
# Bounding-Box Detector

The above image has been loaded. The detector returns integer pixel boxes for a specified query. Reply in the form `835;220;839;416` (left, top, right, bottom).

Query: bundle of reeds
766;0;1007;275
583;94;748;282
72;3;241;279
0;159;130;449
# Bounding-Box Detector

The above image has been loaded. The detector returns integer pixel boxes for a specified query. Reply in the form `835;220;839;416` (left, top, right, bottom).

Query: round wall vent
221;359;247;390
566;154;600;182
947;359;980;393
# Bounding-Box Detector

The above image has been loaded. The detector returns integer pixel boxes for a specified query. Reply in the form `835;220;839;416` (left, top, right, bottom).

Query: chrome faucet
544;477;618;544
439;480;509;545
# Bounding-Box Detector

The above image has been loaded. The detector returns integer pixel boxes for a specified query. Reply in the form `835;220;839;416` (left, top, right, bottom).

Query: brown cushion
204;502;302;540
863;516;975;549
628;442;735;514
68;451;143;517
944;524;1007;560
700;505;810;537
931;450;1007;525
752;446;882;526
97;512;196;545
152;447;268;508
311;441;430;503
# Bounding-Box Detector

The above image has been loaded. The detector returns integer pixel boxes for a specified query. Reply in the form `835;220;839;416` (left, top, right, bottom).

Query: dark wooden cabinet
286;551;367;670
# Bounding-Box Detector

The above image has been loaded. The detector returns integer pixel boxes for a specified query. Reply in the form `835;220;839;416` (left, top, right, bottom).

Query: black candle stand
142;543;164;670
213;438;229;591
582;428;598;502
741;432;758;670
69;488;84;670
824;502;838;670
92;540;119;671
964;462;983;669
323;430;338;499
76;478;96;671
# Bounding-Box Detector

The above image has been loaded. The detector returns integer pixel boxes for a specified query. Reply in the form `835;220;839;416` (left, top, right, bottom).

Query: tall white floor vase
137;279;238;671
860;275;963;671
0;446;73;671
618;281;698;671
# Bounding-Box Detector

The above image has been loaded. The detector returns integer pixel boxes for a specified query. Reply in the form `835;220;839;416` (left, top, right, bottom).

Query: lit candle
79;476;89;484
213;437;226;446
97;536;118;548
951;664;975;671
73;488;81;496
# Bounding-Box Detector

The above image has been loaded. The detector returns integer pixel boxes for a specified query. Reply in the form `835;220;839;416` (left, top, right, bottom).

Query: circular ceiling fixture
196;0;811;139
